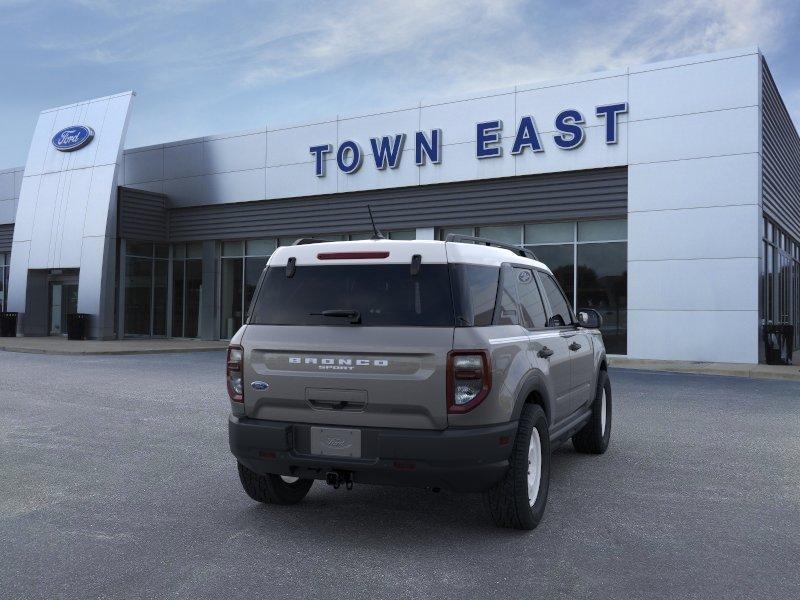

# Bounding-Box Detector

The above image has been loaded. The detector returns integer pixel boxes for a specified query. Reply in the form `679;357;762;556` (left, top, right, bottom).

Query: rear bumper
228;415;517;493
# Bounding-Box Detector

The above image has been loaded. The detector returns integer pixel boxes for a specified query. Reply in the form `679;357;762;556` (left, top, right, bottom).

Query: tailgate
242;325;454;430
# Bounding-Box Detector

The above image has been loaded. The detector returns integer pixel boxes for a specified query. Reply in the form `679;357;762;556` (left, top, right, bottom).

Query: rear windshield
249;262;503;328
249;264;455;327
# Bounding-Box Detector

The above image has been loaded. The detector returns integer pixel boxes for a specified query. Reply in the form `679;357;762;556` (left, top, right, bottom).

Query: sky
0;0;798;167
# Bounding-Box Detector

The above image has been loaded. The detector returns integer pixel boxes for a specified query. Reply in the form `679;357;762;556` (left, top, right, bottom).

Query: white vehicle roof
267;238;552;272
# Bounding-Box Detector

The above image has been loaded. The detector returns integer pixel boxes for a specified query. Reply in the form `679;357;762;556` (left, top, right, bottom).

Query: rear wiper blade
310;309;362;324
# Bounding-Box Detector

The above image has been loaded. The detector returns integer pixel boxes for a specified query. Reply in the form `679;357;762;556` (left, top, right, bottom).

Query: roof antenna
367;205;385;240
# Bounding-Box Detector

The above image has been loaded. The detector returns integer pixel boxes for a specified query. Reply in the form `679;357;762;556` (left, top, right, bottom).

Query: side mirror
577;309;603;329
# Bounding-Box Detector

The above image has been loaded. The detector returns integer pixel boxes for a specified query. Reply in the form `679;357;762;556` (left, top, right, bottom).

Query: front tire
572;370;612;454
237;462;314;505
484;404;551;530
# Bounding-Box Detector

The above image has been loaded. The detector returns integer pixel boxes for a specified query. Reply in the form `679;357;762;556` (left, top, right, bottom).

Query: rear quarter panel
448;325;532;427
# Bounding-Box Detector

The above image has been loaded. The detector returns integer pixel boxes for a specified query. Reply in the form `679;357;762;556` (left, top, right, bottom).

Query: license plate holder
310;427;362;458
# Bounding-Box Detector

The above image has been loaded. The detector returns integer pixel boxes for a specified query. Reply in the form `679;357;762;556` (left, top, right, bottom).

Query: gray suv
227;235;611;529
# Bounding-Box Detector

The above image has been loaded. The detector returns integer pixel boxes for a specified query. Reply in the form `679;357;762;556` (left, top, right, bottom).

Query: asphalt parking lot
1;351;798;600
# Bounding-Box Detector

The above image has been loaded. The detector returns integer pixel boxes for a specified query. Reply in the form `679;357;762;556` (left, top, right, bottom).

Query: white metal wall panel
7;92;134;340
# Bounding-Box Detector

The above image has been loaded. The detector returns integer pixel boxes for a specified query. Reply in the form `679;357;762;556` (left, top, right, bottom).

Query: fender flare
510;370;554;424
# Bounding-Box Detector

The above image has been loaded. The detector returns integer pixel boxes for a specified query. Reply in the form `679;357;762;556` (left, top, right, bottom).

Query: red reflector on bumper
393;461;416;471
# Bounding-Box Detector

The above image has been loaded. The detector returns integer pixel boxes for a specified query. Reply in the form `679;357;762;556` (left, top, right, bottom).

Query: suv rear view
227;237;611;529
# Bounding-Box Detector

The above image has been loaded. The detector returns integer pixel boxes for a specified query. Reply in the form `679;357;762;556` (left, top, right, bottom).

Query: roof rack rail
292;237;333;246
444;234;537;261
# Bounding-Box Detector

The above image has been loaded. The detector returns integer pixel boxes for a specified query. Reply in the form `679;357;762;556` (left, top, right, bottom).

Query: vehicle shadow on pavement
234;445;587;539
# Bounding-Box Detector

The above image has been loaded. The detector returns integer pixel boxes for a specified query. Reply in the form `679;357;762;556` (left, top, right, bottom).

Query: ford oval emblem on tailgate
250;381;269;390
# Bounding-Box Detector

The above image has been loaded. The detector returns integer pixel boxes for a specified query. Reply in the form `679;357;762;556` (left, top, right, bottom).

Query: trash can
763;324;794;365
66;313;89;341
0;312;17;337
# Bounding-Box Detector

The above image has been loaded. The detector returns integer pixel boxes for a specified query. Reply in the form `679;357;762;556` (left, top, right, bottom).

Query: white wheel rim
527;429;542;506
600;389;607;436
280;475;300;484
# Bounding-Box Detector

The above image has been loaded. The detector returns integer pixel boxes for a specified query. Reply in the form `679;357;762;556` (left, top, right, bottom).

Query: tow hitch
325;470;354;490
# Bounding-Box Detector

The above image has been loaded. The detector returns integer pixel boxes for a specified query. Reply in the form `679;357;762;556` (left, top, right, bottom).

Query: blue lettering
309;144;332;177
596;102;628;144
415;129;442;166
336;140;363;174
553;110;585;149
511;116;543;155
370;134;406;169
476;120;503;158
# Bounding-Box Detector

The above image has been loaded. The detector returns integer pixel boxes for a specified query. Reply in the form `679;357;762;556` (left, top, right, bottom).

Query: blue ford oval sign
52;125;95;152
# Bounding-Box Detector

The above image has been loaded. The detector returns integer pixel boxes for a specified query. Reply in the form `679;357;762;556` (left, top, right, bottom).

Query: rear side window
494;264;520;326
450;264;499;326
539;271;573;326
514;267;547;329
249;264;454;327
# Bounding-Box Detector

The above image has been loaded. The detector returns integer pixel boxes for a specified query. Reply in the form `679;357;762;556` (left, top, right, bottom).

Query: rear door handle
568;342;582;351
537;346;554;359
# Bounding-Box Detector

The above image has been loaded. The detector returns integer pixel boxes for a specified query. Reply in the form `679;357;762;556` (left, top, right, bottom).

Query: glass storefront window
124;255;153;336
388;230;415;240
526;244;574;303
219;237;277;338
127;242;154;257
525;222;574;244
477;225;522;245
577;242;627;354
172;260;185;337
123;242;169;337
440;226;475;239
0;253;7;311
152;259;168;336
171;243;204;338
246;239;277;255
222;241;244;256
578;219;627;242
762;217;800;352
244;256;268;316
187;242;203;259
220;257;243;339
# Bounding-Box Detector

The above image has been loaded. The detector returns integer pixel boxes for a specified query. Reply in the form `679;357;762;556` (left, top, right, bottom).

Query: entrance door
48;276;79;336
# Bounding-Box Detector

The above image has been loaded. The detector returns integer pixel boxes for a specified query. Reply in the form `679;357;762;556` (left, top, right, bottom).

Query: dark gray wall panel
118;187;168;242
167;167;627;242
762;59;800;241
0;223;13;252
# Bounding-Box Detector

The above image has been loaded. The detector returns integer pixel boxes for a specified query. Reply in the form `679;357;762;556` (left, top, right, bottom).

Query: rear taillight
227;345;244;402
447;350;491;413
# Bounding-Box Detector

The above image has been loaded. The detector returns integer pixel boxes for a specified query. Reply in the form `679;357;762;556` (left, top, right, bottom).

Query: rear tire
484;404;551;530
237;462;314;505
572;370;612;454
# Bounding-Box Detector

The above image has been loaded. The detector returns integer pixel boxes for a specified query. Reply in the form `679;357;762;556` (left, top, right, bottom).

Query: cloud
219;0;793;103
17;0;792;93
231;0;522;89
2;0;797;159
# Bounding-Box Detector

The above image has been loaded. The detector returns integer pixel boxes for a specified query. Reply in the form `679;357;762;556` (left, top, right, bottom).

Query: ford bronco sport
227;235;611;530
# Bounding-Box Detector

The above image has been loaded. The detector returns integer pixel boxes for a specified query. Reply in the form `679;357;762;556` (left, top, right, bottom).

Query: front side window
539;271;573;327
514;267;547;329
249;264;454;327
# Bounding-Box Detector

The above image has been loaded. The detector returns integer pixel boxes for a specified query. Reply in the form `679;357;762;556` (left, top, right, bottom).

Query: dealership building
0;47;798;364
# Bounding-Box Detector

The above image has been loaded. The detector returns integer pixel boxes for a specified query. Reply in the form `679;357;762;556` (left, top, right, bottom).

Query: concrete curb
609;357;800;382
